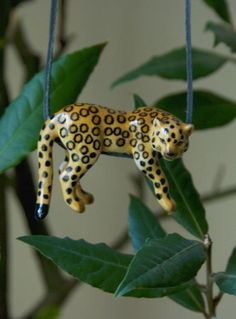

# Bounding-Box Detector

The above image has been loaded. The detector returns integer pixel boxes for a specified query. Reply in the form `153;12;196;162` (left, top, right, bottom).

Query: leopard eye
177;140;184;146
159;138;166;144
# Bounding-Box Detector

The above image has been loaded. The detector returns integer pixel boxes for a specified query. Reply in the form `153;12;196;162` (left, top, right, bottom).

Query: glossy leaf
128;195;166;251
156;90;236;130
215;247;236;295
128;195;206;312
206;21;236;53
160;159;208;239
133;94;146;108
112;47;226;87
18;235;188;298
170;284;206;313
202;0;231;23
0;43;106;173
214;273;236;295
115;234;205;296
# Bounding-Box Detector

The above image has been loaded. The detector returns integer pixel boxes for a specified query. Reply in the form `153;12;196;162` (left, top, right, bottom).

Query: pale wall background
6;0;236;318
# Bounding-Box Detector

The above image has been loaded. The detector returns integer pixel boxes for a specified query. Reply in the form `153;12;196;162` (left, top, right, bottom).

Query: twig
9;17;41;81
204;234;216;318
213;291;224;307
202;185;236;203
14;159;66;290
21;279;78;319
0;3;11;317
0;175;9;319
55;0;74;58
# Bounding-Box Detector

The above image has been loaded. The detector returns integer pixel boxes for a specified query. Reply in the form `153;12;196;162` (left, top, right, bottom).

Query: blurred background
6;0;236;318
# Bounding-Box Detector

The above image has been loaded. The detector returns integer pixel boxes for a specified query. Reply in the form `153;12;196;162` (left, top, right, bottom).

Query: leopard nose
166;152;175;157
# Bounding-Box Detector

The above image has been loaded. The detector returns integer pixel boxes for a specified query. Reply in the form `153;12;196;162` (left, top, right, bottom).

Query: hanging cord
185;0;193;124
43;0;58;121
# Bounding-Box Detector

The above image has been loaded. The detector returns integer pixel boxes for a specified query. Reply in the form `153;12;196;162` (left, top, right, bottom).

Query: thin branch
202;185;236;203
20;279;78;319
213;291;224;308
14;159;66;291
204;234;216;318
54;0;74;58
0;175;9;319
0;2;11;318
9;17;41;81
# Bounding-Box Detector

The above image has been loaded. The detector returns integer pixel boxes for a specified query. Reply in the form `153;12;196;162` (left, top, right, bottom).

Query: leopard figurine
35;103;193;220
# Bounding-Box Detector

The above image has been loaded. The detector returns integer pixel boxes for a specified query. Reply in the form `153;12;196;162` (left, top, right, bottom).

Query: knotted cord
185;0;193;124
43;0;58;120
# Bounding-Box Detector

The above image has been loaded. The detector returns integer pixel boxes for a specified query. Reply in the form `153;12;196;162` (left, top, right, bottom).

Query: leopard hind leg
59;152;94;205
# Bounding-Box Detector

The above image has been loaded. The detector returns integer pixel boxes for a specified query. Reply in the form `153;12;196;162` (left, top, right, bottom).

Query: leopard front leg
133;148;176;213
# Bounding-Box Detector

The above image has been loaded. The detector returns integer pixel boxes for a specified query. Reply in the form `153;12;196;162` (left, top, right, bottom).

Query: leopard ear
182;123;194;136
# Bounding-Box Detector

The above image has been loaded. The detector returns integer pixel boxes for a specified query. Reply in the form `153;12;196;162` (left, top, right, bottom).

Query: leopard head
151;116;193;160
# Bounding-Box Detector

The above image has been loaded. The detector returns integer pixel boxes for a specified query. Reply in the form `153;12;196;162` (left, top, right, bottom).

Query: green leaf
160;159;208;239
128;195;166;251
170;284;206;313
215;247;236;295
157;90;236;130
19;235;132;293
0;43;106;173
133;94;147;108
18;235;188;298
214;273;236;295
112;47;226;87
35;306;60;319
115;233;206;296
206;21;236;53
202;0;231;24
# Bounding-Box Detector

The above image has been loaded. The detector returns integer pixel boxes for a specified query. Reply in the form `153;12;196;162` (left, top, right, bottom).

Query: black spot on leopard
104;115;114;125
80;124;89;133
80;108;90;117
69;124;78;134
116;138;125;147
104;127;113;136
92;115;101;125
64;105;74;112
92;127;100;136
71;112;80;121
74;133;83;143
60;127;68;138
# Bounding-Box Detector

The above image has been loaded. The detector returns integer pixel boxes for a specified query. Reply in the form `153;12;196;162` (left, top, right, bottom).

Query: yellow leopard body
35;103;193;219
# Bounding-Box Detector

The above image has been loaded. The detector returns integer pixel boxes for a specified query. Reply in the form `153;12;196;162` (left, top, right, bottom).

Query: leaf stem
204;234;216;318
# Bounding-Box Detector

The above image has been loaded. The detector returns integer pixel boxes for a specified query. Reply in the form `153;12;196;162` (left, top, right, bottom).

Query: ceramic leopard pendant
35;103;193;219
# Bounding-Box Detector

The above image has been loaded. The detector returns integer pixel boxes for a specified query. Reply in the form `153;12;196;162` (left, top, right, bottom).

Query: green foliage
18;235;190;298
19;235;132;294
115;234;205;297
215;247;236;295
128;195;206;312
170;284;206;313
160;159;208;239
202;0;231;23
14;0;236;316
157;90;236;130
0;43;105;173
112;47;226;87
35;306;60;319
132;94;146;108
128;195;166;251
206;21;236;53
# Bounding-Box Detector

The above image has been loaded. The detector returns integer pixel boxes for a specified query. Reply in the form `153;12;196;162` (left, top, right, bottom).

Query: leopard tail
35;119;57;220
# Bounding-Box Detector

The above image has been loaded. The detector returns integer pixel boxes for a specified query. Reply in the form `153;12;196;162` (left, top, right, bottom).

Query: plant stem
204;234;216;319
14;159;66;291
0;175;9;319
